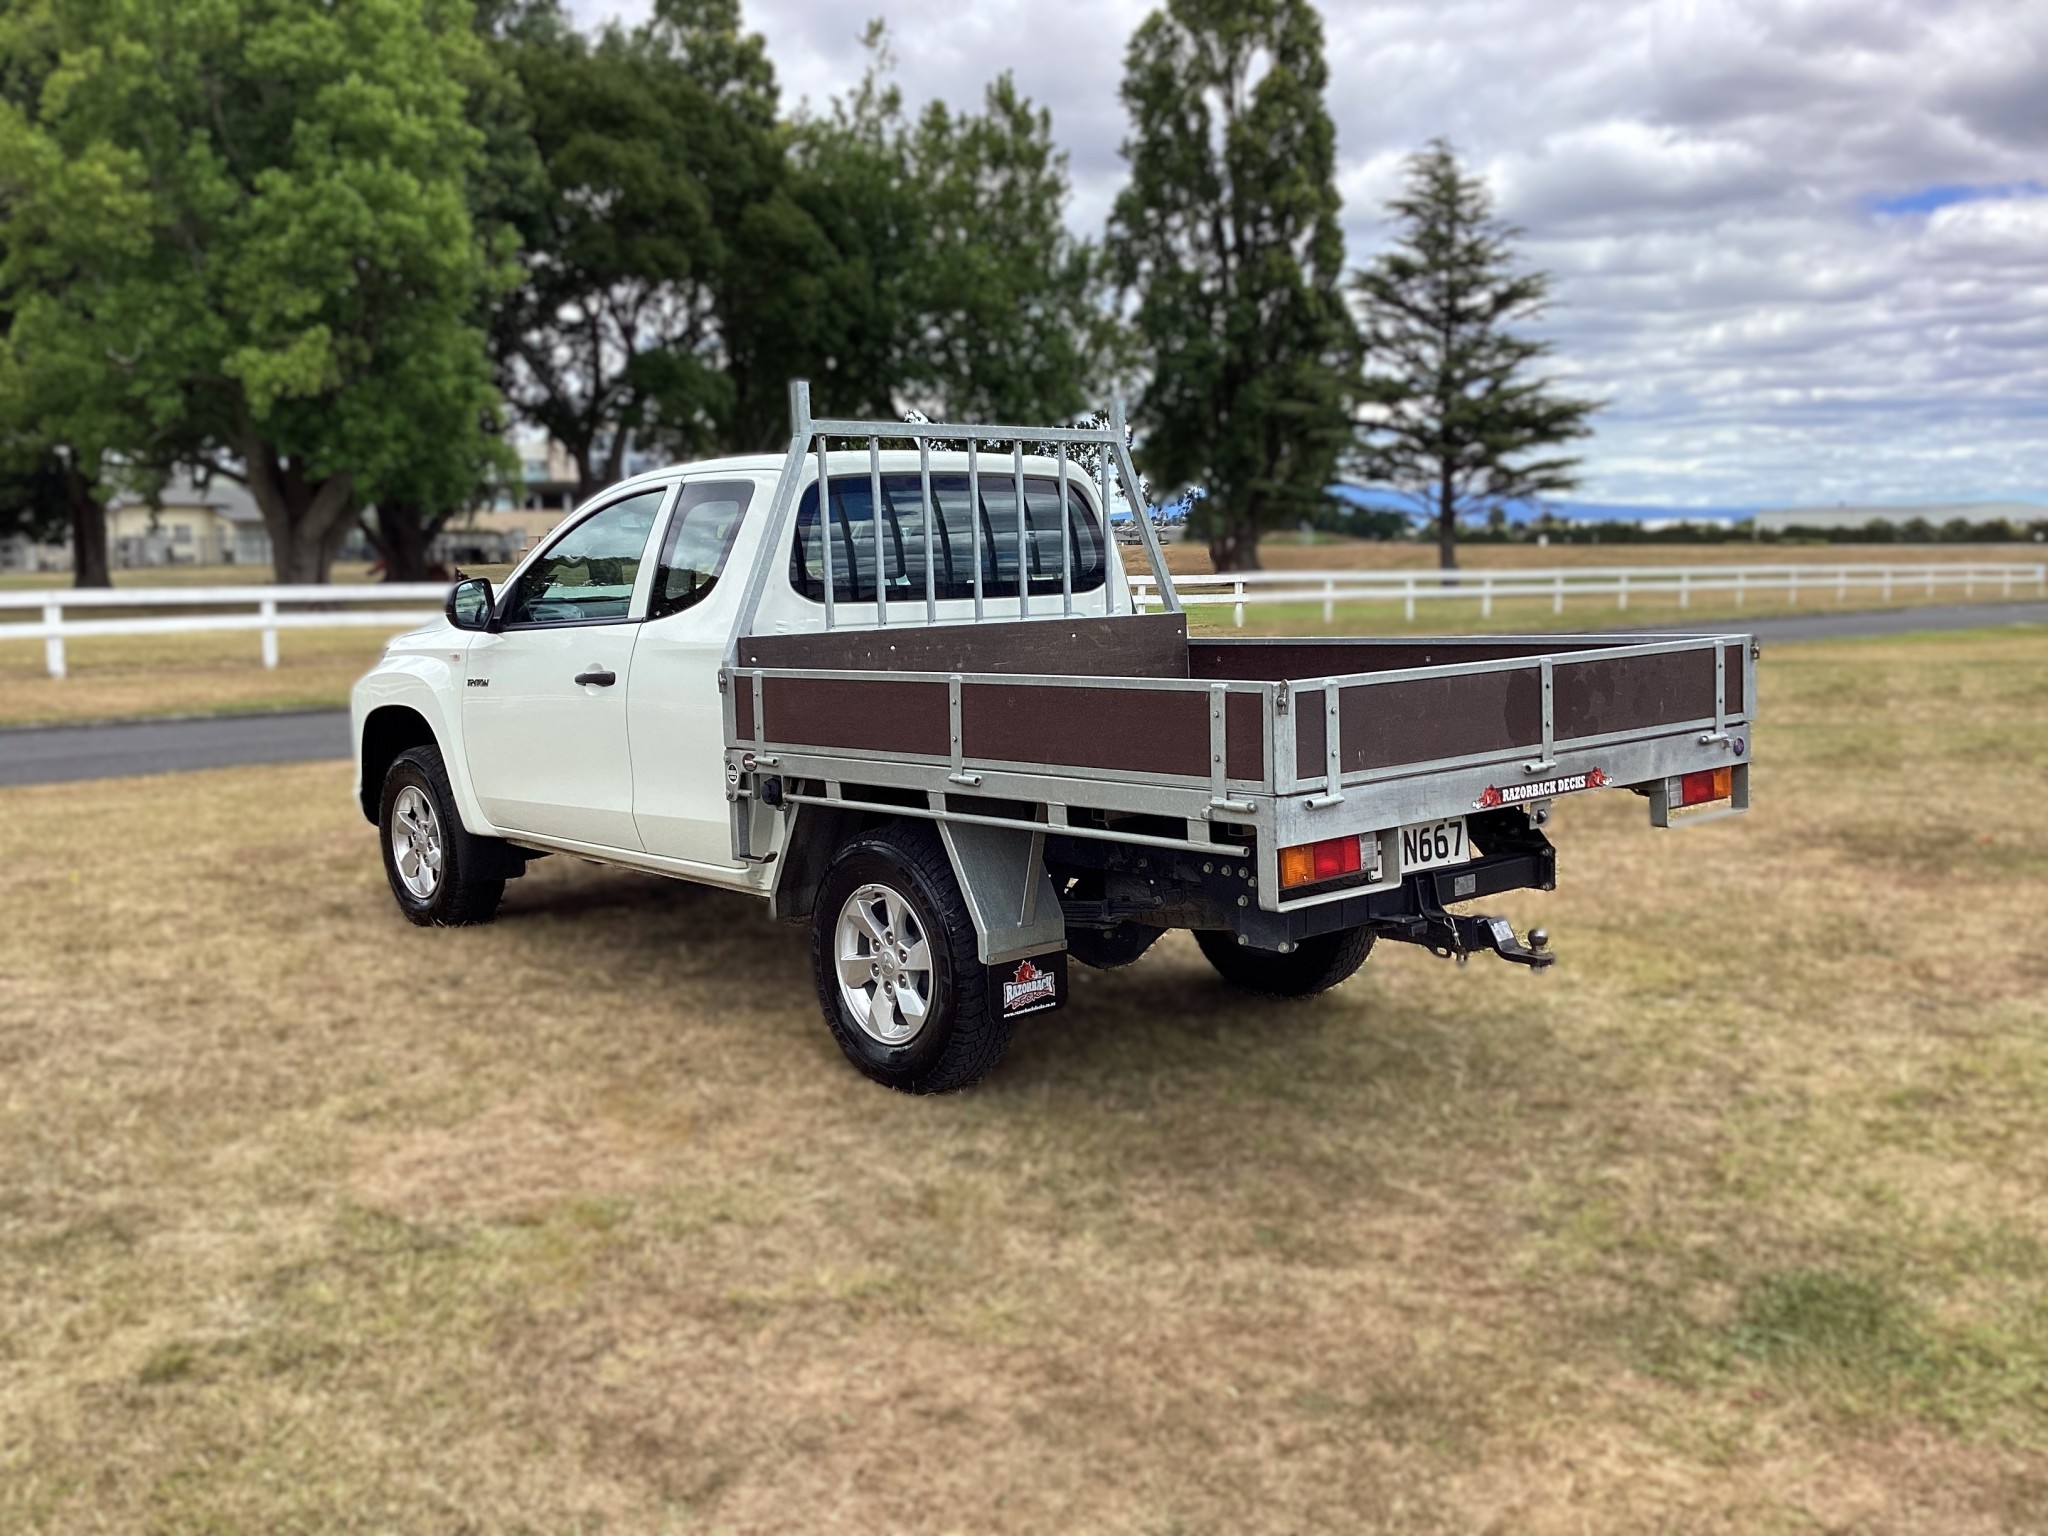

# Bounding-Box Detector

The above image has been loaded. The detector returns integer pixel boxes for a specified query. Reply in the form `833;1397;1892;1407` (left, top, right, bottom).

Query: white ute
354;384;1756;1092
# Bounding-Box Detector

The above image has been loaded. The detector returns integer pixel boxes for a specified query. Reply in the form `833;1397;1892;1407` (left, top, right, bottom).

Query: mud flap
987;949;1069;1021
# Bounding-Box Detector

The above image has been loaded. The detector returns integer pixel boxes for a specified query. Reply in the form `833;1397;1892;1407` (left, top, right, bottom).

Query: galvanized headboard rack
724;379;1181;667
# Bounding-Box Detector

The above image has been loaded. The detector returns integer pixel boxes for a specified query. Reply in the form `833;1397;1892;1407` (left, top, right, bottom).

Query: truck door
627;478;757;867
462;484;671;849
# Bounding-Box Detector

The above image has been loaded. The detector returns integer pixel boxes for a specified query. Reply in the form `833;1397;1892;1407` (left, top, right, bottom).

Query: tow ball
1425;914;1555;971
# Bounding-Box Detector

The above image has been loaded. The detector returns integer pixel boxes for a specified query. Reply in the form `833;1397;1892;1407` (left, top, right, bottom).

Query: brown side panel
1295;690;1327;783
1225;691;1264;783
1724;644;1747;718
734;680;755;742
1338;670;1542;770
741;611;1189;678
1553;652;1716;740
762;676;949;757
962;683;1208;777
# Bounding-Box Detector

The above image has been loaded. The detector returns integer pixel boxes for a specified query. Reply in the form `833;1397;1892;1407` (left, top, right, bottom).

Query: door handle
574;667;617;688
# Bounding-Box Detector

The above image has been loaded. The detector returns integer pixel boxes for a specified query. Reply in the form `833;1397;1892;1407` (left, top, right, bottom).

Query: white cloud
572;0;2048;507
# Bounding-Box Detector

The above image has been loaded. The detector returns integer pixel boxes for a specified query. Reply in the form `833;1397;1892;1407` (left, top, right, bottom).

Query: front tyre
811;822;1013;1093
1195;926;1374;999
378;745;505;927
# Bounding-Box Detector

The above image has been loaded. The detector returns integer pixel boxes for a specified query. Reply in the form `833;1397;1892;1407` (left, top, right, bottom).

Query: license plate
1399;817;1469;872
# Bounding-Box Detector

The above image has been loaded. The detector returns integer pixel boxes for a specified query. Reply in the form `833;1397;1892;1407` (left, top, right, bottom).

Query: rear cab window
789;472;1107;605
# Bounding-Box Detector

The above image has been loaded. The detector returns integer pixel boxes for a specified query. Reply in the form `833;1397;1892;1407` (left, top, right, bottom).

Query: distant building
1754;501;2047;532
105;475;269;566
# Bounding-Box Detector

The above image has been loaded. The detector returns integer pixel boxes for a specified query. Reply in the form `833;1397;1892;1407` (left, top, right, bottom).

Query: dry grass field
3;626;2046;1532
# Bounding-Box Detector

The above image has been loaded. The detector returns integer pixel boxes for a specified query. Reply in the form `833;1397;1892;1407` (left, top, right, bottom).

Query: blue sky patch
1869;180;2046;216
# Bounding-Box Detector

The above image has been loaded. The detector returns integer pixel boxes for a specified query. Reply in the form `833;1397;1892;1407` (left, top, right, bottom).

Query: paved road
1639;599;2048;646
0;708;350;787
2;599;2042;788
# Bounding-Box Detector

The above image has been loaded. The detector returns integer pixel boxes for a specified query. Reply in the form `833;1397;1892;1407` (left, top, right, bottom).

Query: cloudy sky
574;0;2048;509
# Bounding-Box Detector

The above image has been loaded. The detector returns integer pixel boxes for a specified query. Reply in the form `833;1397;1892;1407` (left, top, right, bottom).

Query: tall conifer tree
1106;0;1356;571
1352;140;1599;570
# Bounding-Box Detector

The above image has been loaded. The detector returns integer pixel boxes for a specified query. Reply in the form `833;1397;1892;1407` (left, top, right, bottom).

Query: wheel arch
357;705;440;823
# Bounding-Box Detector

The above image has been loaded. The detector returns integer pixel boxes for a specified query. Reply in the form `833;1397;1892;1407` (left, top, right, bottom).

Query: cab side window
650;480;754;620
502;488;667;627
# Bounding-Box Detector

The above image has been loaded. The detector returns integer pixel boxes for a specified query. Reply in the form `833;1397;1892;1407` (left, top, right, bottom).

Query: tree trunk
239;433;356;584
365;502;446;583
1437;476;1459;571
64;461;111;589
1208;514;1263;572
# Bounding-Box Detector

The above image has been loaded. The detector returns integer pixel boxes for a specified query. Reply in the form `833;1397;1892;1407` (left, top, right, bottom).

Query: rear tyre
811;821;1014;1093
1195;926;1373;999
1065;921;1161;971
378;745;505;927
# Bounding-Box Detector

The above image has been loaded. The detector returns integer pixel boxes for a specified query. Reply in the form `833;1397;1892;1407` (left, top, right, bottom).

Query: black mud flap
988;950;1069;1021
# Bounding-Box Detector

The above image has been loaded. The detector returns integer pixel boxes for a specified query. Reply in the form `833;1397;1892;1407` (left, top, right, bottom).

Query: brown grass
3;632;2047;1532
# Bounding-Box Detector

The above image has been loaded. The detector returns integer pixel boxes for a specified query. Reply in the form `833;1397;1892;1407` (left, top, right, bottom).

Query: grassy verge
3;629;2045;1530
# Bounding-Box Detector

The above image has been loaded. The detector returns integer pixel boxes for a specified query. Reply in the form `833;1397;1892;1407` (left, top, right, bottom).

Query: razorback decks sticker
991;953;1067;1020
1474;766;1609;810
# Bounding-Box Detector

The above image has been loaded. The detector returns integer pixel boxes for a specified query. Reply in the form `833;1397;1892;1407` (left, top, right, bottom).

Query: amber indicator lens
1280;835;1365;889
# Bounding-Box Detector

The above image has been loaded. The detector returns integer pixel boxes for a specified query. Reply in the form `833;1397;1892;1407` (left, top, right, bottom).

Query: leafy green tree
0;0;505;584
740;27;1112;447
1351;140;1600;570
1106;0;1356;571
487;0;777;493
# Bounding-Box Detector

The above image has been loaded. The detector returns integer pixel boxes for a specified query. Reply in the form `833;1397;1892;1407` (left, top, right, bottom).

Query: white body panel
352;431;1147;932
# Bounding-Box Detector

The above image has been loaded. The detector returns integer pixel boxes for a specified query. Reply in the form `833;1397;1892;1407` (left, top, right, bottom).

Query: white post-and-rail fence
1131;561;2048;627
0;583;448;679
4;560;2045;679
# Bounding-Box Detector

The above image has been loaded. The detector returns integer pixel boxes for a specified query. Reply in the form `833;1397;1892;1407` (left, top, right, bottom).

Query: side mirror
446;576;495;632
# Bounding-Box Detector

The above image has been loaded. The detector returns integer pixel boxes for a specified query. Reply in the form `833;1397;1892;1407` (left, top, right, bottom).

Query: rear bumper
1232;845;1556;949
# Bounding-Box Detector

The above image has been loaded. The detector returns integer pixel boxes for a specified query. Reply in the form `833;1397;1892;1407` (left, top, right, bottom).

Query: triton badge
1474;765;1608;810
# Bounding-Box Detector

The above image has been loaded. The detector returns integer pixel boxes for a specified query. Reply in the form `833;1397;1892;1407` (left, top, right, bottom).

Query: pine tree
1106;0;1356;572
1352;140;1599;570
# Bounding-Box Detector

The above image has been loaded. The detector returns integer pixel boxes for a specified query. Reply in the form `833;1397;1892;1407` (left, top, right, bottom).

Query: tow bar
1447;914;1554;970
1390;885;1556;970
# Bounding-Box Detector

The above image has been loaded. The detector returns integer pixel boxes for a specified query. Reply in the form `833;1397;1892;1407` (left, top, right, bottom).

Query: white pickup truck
353;385;1755;1093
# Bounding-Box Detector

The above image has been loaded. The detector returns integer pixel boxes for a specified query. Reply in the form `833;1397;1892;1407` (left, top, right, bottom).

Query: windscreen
789;472;1107;605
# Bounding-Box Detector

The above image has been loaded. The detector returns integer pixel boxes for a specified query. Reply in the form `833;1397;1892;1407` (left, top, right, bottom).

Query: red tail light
1678;766;1733;806
1280;834;1366;889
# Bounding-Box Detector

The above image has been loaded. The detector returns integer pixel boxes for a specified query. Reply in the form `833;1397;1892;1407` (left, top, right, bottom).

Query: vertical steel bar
1056;443;1073;615
1208;684;1228;804
920;438;936;622
969;438;983;620
1013;440;1028;620
868;436;887;628
1109;397;1180;613
816;432;835;630
1324;685;1343;802
1099;445;1116;613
